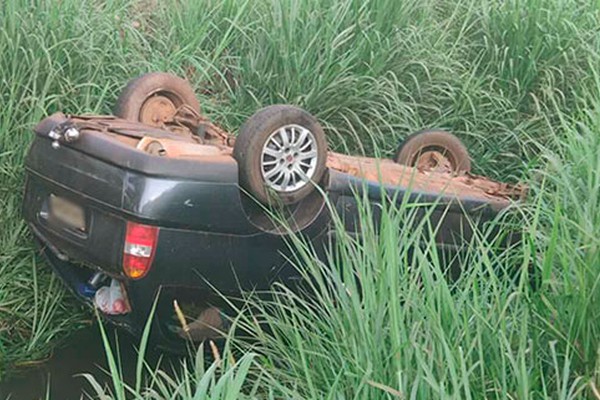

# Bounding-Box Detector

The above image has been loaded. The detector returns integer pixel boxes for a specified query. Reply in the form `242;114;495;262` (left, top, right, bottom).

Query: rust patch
136;137;232;158
415;150;453;174
63;114;524;204
326;152;525;204
69;106;234;147
139;94;178;127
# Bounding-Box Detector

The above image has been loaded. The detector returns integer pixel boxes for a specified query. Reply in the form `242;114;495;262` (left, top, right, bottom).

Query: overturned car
22;73;524;348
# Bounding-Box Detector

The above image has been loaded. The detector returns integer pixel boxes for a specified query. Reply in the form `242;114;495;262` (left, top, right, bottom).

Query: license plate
49;195;86;231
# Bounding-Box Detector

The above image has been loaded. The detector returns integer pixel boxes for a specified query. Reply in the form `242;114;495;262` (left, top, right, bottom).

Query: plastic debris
94;278;130;315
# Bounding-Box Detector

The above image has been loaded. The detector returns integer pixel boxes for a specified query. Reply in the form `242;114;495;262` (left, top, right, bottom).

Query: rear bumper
30;230;214;351
31;232;138;334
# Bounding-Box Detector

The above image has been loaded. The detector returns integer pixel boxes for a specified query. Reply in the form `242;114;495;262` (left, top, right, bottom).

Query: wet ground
0;324;183;400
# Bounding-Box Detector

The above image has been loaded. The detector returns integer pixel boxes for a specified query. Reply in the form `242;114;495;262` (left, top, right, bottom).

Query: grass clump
91;116;600;397
223;102;600;396
82;302;262;400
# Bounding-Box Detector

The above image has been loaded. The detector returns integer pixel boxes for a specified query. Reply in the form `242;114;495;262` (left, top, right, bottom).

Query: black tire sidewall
114;72;200;121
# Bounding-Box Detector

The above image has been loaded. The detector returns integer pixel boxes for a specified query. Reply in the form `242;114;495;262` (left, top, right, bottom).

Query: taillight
123;222;159;279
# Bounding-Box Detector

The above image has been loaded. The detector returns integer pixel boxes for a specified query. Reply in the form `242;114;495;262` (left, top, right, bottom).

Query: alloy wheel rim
261;124;318;192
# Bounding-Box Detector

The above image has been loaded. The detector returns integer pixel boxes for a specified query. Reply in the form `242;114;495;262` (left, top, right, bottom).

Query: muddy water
0;324;183;400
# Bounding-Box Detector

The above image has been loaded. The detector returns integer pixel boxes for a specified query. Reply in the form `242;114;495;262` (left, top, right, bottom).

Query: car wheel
234;105;328;205
114;72;200;128
394;129;471;173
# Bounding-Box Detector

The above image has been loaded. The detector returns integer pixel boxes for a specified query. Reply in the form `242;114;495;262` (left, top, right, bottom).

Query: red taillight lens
123;222;159;279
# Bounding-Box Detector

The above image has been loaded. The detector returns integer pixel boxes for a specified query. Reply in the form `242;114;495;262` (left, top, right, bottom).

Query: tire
114;72;200;127
394;129;471;173
234;105;328;205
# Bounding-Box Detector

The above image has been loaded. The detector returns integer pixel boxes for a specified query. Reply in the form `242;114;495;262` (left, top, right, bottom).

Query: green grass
0;0;598;396
82;300;263;399
225;103;600;397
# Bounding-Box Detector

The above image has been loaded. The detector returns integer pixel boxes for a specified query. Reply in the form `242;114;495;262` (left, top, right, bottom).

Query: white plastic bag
94;278;130;315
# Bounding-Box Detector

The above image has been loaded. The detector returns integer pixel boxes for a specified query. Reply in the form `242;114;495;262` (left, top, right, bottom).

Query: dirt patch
326;152;526;205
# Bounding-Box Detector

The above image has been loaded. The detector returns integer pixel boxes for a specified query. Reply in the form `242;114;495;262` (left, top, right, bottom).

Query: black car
22;73;523;348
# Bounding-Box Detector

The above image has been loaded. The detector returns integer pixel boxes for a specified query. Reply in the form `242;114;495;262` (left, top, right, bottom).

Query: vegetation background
0;0;599;398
